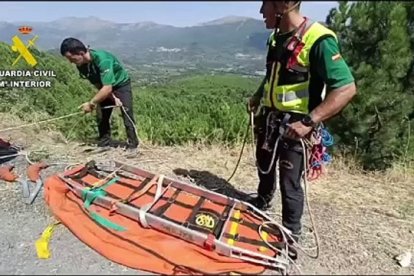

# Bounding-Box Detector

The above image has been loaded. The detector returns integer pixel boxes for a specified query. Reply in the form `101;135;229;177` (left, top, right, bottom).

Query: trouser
96;82;139;148
255;108;306;234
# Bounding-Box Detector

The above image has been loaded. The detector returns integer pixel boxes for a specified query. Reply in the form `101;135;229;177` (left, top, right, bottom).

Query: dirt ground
0;114;413;275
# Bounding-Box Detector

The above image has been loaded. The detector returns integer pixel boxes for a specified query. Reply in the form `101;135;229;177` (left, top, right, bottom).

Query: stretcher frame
58;160;292;273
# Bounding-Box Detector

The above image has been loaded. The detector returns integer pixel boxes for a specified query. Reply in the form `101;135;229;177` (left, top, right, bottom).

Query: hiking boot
246;195;271;211
109;140;130;148
123;143;139;158
97;137;112;147
287;233;300;260
97;135;132;148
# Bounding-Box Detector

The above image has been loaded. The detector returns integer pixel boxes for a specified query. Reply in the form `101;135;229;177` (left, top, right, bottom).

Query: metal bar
26;179;43;204
115;161;238;207
21;180;30;198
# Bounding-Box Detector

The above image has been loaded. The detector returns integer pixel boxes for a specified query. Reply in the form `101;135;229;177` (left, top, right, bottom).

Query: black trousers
96;82;139;147
255;109;306;234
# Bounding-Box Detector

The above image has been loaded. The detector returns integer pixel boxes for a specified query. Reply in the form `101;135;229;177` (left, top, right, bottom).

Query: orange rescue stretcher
45;160;298;275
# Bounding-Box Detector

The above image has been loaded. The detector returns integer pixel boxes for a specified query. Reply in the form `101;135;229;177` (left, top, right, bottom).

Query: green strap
81;176;126;232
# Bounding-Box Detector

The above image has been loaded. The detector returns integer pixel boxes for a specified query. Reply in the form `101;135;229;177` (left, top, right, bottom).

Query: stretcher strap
81;176;126;231
213;204;232;238
138;174;165;228
109;176;154;215
151;188;181;217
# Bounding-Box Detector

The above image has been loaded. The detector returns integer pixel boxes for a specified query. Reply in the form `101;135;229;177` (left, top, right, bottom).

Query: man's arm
310;82;356;124
309;36;357;124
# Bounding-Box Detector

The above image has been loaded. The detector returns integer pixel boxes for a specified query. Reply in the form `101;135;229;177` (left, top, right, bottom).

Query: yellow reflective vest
263;19;337;114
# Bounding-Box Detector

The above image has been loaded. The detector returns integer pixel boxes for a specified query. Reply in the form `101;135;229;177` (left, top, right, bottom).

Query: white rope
0;111;83;133
250;111;256;161
258;221;303;275
120;105;149;149
0;150;38;165
250;114;321;274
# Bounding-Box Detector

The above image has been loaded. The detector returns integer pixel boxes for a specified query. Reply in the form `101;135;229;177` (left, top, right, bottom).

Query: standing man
247;0;356;255
60;37;139;152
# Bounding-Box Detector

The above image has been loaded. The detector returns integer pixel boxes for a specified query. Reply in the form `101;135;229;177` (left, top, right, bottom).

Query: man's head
260;1;301;29
60;37;90;66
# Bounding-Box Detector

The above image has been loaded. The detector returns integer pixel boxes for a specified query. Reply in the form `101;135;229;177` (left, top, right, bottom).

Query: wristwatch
301;114;317;127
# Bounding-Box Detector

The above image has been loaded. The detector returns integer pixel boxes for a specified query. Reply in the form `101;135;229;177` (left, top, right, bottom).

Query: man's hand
285;121;313;140
247;95;261;114
78;102;95;114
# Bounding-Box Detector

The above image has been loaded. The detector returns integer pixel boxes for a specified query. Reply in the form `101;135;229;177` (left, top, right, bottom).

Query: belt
261;107;307;123
113;79;131;90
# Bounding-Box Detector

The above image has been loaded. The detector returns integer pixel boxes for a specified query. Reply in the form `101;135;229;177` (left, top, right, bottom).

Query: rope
211;111;255;192
0;150;50;165
0;103;147;152
0;111;83;133
298;138;320;259
258;221;302;275
225;117;251;183
119;105;149;149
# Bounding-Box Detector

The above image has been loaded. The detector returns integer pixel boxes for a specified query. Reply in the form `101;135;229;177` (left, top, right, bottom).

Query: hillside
0;16;270;77
0;112;413;275
0;8;414;274
0;41;98;139
0;41;261;146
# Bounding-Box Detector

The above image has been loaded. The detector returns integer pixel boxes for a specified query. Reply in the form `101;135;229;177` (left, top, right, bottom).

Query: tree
326;1;414;170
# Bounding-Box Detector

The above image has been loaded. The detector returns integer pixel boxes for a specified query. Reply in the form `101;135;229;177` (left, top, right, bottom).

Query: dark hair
60;37;87;56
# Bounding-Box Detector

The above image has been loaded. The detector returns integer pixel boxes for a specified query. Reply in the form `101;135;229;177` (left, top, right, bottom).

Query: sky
0;1;338;27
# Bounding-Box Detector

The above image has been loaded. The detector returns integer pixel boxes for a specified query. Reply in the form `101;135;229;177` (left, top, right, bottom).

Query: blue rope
311;153;332;168
311;161;321;168
321;128;334;147
322;152;332;164
309;128;334;169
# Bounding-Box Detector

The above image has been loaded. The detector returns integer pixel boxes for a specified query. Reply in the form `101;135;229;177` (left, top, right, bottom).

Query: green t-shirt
259;26;355;111
77;49;130;88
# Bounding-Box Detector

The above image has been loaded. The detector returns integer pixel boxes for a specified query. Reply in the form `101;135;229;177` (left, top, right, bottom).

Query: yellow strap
227;210;241;246
35;222;61;259
259;230;269;252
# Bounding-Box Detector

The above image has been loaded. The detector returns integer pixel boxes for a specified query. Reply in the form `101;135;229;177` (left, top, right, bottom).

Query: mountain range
0;16;273;77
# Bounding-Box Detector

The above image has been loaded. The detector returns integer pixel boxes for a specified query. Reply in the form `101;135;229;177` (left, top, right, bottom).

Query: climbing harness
224;109;335;265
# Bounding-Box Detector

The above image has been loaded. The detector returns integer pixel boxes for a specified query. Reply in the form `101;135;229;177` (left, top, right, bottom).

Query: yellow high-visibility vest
263;20;337;114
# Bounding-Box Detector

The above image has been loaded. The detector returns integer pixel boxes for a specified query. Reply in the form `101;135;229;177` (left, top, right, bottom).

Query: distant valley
0;16;271;84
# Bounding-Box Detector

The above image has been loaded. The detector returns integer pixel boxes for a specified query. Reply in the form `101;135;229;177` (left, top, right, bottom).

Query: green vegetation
0;42;259;146
326;1;414;170
134;74;258;145
0;42;97;140
1;1;414;172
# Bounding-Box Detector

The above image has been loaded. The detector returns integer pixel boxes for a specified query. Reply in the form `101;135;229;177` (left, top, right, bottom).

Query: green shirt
258;27;355;111
77;49;130;88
